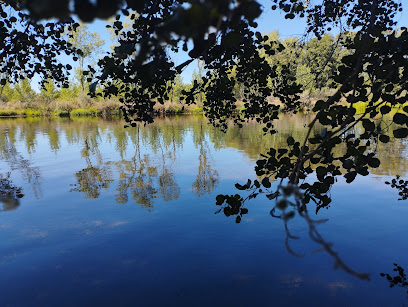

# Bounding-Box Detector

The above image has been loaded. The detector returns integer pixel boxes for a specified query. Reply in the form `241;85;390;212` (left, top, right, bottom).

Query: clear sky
32;1;408;90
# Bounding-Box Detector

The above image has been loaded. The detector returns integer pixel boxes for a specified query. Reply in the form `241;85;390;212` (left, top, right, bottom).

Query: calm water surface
0;114;408;306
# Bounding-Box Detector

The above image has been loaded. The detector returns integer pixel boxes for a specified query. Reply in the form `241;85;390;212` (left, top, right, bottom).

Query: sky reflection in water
0;115;408;306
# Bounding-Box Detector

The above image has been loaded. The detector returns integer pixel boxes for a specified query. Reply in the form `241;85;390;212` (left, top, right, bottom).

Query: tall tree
67;23;104;91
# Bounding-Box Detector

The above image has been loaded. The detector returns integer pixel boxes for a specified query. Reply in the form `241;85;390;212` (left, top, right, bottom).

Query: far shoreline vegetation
0;85;404;118
1;30;406;119
0;93;405;118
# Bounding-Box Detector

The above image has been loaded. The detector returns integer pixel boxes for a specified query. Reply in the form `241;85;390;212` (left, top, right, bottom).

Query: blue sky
32;1;408;90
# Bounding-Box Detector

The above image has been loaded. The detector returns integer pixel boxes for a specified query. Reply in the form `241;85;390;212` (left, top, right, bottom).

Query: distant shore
0;97;403;118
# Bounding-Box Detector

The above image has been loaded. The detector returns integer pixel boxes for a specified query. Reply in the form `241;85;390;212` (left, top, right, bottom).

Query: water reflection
0;115;408;305
381;263;408;300
0;173;24;212
1;115;408;209
192;123;219;197
70;137;113;199
0;126;42;199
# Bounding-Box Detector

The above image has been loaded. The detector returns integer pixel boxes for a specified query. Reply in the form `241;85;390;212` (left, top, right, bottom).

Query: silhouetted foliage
381;263;408;298
386;176;408;200
0;2;79;88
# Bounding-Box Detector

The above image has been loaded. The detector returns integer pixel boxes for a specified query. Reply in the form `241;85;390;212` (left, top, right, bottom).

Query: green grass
0;110;19;116
192;106;203;113
21;109;43;116
52;110;70;117
0;109;43;117
70;108;101;117
350;101;408;116
352;102;369;114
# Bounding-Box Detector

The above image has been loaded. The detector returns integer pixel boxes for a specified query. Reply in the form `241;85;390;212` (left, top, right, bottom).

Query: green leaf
254;180;260;188
313;100;325;111
287;136;295;145
393;113;408;125
362;119;375;132
343;159;354;169
393;128;408;138
216;195;225;204
380;105;391;115
344;171;357;183
316;166;327;181
262;177;271;188
385;84;394;92
368;158;380;168
379;135;390;143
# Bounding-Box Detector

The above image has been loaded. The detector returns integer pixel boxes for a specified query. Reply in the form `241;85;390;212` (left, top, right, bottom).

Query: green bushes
192;106;202;113
0;110;19;116
23;109;42;116
0;109;42;117
71;108;101;117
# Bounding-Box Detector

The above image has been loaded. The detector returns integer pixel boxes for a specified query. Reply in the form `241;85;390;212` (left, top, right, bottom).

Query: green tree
13;79;36;103
301;33;345;92
40;79;60;103
168;74;187;103
0;82;15;102
67;24;104;91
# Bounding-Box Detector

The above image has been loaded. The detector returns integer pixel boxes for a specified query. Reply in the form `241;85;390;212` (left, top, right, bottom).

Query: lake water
0;114;408;306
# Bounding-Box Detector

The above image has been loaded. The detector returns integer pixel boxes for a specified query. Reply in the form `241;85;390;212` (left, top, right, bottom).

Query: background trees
67;24;104;92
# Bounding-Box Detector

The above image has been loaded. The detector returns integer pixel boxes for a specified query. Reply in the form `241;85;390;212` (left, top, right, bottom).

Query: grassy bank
5;94;403;119
0;107;121;118
0;99;206;118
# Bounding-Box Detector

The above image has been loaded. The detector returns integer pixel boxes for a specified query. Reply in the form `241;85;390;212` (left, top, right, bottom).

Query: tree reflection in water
192;123;219;197
1;115;408;284
68;120;221;207
70;137;113;199
0;173;24;212
68;123;185;208
157;125;180;202
0;126;42;199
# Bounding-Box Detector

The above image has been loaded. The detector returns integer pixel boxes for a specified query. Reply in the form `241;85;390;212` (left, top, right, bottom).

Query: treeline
0;31;349;116
0;75;197;116
0;78;121;117
232;31;348;104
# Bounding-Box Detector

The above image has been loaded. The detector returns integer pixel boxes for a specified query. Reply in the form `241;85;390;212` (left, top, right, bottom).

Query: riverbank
0;98;404;118
0;99;206;118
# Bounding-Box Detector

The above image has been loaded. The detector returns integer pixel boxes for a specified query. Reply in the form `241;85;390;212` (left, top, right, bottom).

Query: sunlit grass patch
0;110;19;116
70;108;101;117
21;109;42;116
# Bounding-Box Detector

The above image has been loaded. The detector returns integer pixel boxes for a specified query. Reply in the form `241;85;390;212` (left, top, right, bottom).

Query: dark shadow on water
381;263;408;302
